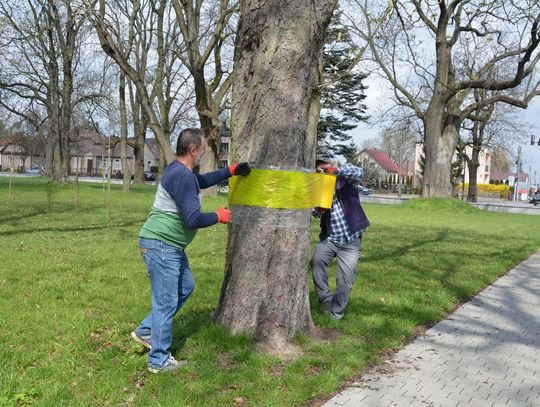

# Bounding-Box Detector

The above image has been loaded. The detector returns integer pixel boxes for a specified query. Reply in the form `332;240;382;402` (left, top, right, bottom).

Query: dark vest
320;178;370;241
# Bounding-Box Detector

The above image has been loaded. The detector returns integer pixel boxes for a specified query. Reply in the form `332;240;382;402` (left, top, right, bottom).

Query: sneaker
148;355;187;374
131;331;151;349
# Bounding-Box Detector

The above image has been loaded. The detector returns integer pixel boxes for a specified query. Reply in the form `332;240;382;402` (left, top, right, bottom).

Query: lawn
1;177;539;406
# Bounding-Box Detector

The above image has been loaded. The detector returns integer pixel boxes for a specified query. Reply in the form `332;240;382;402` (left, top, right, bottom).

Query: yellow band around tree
228;169;336;209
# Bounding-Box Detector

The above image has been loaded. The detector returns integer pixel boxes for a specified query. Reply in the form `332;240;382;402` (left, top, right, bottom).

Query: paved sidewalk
324;249;540;407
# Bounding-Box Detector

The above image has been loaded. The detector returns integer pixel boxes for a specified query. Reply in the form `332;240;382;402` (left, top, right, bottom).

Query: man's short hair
176;128;204;156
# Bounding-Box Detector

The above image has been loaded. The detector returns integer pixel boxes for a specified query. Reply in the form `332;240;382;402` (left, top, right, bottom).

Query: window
220;143;229;155
19;158;24;166
114;159;121;170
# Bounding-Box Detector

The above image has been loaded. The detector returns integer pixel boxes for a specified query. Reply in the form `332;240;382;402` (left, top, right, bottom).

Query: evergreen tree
317;11;369;158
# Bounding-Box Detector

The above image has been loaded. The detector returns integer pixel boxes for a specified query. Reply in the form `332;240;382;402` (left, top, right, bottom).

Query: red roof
490;171;528;182
0;133;24;146
363;149;401;173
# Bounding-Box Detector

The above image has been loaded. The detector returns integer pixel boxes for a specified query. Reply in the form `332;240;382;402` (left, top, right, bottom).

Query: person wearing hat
312;157;370;319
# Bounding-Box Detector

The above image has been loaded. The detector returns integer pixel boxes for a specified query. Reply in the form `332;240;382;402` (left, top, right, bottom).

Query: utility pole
531;135;540;190
514;146;522;202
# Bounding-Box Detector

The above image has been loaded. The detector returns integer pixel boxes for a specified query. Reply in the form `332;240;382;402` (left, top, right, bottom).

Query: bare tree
490;146;511;173
460;96;529;201
212;0;338;353
0;0;98;182
87;0;233;194
379;125;416;169
349;0;540;197
172;0;237;195
87;0;196;167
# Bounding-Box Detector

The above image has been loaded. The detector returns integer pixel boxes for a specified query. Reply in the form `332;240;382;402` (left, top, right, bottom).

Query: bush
459;183;510;193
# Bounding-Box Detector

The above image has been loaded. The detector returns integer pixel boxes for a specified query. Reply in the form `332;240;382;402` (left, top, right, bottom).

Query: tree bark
422;101;457;197
466;151;480;203
130;84;146;185
119;71;131;192
213;0;337;353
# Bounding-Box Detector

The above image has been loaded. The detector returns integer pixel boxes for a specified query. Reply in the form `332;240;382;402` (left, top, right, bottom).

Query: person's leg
133;238;158;345
142;240;183;369
331;238;361;319
175;253;195;314
311;238;337;309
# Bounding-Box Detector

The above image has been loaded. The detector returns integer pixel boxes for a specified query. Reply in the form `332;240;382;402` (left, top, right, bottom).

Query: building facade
413;143;492;187
0;136;33;172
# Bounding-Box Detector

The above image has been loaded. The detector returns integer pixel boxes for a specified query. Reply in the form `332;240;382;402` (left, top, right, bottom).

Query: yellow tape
229;169;336;209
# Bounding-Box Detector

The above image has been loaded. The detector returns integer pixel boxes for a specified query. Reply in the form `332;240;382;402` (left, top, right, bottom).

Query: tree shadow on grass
363;227;450;261
0;208;49;224
0;219;142;237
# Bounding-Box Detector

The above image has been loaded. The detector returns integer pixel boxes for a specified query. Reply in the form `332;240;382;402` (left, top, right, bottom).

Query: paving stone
323;249;540;407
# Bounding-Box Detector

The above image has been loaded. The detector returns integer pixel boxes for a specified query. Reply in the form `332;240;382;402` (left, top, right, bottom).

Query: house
461;146;491;184
142;127;230;171
0;135;33;172
490;171;529;201
143;138;160;172
70;130;135;177
413;143;492;187
355;149;411;184
489;171;528;184
219;127;231;167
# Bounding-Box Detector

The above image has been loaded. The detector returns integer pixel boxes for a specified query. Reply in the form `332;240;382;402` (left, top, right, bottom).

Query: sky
347;78;540;186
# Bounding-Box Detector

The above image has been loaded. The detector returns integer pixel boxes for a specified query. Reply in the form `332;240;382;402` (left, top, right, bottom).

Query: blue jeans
135;238;195;368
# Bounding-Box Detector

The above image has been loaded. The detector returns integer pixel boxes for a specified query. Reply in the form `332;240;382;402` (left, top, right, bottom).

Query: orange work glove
323;166;339;174
215;207;231;224
229;162;251;176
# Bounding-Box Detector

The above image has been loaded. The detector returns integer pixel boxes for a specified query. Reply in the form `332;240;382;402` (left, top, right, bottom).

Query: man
131;128;250;373
311;158;370;320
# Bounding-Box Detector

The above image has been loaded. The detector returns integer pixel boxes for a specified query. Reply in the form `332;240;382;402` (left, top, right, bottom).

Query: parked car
529;191;540;205
130;171;156;181
358;185;372;195
26;166;42;175
143;171;156;182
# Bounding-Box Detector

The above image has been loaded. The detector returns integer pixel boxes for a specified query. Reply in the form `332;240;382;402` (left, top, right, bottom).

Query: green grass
1;177;539;406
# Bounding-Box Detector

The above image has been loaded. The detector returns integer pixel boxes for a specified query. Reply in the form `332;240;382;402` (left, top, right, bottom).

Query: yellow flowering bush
459;183;510;193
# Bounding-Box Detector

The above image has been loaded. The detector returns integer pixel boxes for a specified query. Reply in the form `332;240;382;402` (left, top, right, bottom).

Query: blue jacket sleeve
171;174;218;228
196;166;232;189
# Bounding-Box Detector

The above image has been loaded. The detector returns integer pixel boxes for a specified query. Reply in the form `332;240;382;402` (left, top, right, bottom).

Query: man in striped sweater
131;128;250;373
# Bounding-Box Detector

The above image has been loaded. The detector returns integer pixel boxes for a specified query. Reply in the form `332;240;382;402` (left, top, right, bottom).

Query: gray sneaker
131;331;151;349
148;355;187;374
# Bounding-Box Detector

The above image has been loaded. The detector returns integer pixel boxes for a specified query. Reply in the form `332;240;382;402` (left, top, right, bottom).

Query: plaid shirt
328;164;365;244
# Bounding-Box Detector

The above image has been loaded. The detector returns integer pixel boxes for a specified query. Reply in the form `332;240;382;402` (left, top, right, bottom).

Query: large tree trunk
422;103;453;197
199;118;220;196
423;95;461;197
466;148;481;202
213;0;337;354
130;85;146;185
196;81;221;197
199;146;219;195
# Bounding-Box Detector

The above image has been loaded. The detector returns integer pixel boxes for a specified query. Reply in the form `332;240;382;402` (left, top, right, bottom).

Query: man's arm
337;163;363;182
195;166;231;189
172;175;218;228
196;162;251;189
